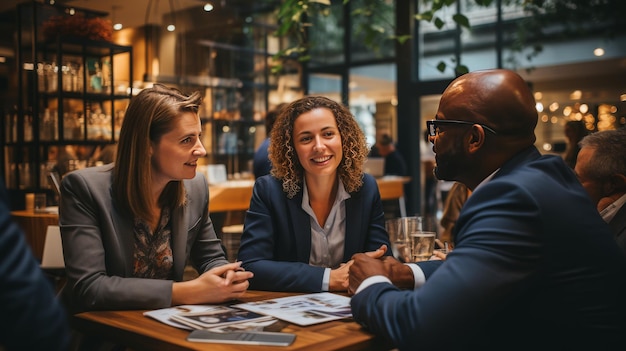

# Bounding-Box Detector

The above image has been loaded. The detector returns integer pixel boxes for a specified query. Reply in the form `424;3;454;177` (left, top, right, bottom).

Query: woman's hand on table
333;245;389;291
171;261;253;305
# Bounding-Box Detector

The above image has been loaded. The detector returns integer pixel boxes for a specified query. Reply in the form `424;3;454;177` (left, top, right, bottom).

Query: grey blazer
58;164;228;313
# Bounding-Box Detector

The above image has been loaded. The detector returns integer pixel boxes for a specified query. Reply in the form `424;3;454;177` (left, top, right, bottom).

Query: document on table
232;292;352;326
170;307;274;330
144;305;231;330
144;305;279;332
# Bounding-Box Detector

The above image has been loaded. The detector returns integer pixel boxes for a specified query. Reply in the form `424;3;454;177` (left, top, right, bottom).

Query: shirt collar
302;177;351;210
600;193;626;223
473;168;500;192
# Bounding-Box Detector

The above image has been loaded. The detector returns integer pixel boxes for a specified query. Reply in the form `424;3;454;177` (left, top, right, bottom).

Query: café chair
40;225;66;292
221;224;244;262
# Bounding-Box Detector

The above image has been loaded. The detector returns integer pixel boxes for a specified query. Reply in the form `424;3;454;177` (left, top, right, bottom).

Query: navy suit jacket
0;181;70;350
351;147;626;350
239;174;391;292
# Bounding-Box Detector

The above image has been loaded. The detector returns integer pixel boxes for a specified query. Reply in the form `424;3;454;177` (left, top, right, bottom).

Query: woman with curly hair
238;96;391;292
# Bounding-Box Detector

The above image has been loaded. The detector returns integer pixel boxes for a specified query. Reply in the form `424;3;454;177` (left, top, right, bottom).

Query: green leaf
395;35;412;44
437;61;447;72
415;11;434;22
431;0;446;11
455;65;469;75
452;14;470;29
434;17;445;29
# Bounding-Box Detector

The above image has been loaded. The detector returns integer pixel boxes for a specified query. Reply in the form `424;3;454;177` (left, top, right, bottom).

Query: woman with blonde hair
239;96;390;292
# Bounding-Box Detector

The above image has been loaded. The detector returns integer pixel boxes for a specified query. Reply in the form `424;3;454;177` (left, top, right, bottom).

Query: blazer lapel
343;194;362;261
110;188;136;276
170;204;188;281
286;191;312;261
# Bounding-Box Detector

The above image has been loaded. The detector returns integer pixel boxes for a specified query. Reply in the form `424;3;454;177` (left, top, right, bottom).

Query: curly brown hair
268;96;368;198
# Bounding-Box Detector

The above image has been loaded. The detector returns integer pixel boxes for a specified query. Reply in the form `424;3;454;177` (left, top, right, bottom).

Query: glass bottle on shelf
46;62;57;93
24;109;33;142
90;62;103;93
101;57;111;91
40;108;58;141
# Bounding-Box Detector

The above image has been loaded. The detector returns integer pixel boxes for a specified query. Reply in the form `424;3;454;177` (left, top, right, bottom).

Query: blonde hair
113;84;202;221
269;96;368;198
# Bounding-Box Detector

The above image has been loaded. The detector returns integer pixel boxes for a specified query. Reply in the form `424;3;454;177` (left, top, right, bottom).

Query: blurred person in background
575;127;626;254
369;132;407;176
253;103;287;178
563;119;588;169
438;181;471;246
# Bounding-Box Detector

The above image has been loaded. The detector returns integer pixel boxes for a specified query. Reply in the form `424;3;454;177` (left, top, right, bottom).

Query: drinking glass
386;216;419;263
408;216;437;262
34;193;47;213
409;232;436;261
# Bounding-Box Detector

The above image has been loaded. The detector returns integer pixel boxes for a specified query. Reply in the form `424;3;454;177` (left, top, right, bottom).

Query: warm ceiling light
570;90;582;100
620;94;626;102
563;106;572;116
535;102;544;112
593;48;605;57
167;0;177;31
112;6;122;30
204;3;214;11
549;102;559;112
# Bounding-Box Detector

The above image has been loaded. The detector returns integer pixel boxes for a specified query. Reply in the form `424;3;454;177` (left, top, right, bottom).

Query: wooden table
209;177;410;212
208;180;255;213
11;210;59;261
376;176;411;217
71;290;393;351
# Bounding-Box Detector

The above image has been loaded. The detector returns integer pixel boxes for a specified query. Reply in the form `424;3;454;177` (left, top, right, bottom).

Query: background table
11;210;59;261
12;177;410;262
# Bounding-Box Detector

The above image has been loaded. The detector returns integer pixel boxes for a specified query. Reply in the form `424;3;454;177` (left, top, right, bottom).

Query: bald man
348;69;626;350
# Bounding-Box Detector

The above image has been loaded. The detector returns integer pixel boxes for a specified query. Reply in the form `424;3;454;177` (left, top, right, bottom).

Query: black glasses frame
427;119;498;137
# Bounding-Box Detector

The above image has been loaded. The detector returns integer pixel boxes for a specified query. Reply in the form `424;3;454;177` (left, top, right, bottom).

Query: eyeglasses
426;119;498;137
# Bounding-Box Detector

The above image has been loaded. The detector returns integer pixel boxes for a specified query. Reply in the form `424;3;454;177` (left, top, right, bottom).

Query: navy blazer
239;173;391;292
0;181;70;350
351;147;626;350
